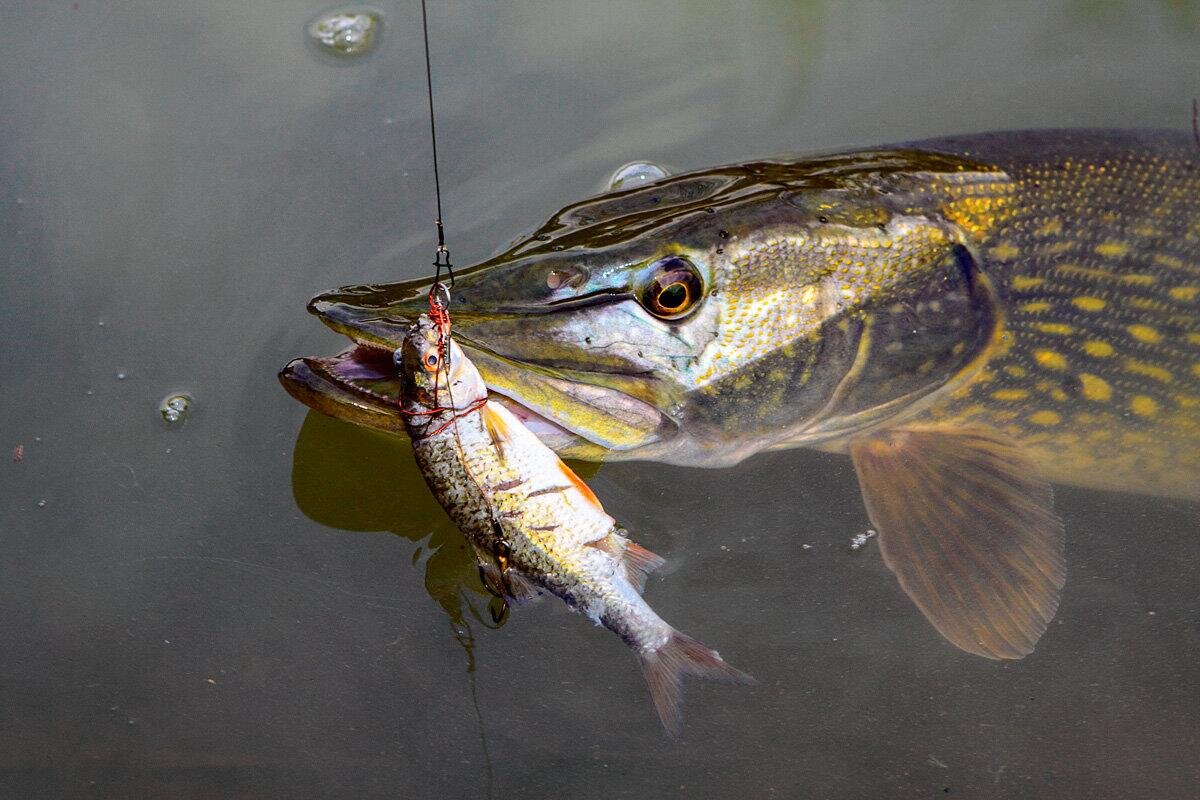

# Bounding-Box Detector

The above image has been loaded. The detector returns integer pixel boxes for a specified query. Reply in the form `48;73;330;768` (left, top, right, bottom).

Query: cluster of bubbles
306;7;381;57
849;529;877;551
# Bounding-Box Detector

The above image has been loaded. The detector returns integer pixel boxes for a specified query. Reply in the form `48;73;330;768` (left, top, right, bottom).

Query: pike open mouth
280;341;593;451
283;287;674;457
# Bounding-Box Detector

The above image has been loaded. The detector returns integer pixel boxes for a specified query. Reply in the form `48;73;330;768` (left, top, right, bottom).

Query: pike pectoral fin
849;427;1066;660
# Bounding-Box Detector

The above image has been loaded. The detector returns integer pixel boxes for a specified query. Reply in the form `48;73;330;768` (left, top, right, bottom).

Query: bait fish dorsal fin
849;426;1066;660
587;529;666;593
553;455;604;510
480;401;512;458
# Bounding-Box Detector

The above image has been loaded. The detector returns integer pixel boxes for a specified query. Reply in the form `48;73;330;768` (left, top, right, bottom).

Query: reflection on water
291;410;491;633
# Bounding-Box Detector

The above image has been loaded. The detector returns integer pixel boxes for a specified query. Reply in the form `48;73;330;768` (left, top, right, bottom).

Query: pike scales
913;131;1200;498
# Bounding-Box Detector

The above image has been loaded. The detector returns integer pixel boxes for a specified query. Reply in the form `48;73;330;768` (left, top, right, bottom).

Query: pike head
282;148;1010;466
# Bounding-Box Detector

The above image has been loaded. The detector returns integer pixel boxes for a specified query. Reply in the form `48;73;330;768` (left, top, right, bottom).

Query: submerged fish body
398;315;749;734
283;129;1199;662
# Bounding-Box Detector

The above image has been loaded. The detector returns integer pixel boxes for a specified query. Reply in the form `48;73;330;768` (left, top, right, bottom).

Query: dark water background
2;2;1198;797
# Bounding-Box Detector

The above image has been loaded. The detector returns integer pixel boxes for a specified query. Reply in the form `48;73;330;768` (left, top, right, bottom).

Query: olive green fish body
902;131;1200;499
286;129;1199;664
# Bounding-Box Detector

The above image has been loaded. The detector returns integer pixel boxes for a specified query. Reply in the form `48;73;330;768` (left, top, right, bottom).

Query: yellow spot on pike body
1153;253;1187;270
1083;340;1115;357
1057;263;1109;280
992;388;1029;401
1121;273;1156;287
1034;349;1067;369
1035;322;1074;335
1095;241;1130;259
1124;359;1173;383
1021;301;1052;313
1078;373;1112;402
1036;218;1063;237
1012;275;1044;290
1127;324;1161;343
1029;410;1062;426
1189;333;1200;346
1192;363;1200;379
1004;365;1028;378
1130;395;1159;417
1072;296;1106;311
1127;296;1161;312
989;242;1020;261
1168;286;1198;301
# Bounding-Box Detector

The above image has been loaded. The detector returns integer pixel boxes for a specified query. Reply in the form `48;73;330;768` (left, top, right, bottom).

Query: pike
397;312;750;735
282;129;1200;660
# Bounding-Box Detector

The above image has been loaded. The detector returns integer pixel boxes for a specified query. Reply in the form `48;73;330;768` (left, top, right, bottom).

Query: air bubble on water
849;529;877;551
606;161;669;191
160;393;193;425
306;7;381;57
116;372;127;381
36;499;46;508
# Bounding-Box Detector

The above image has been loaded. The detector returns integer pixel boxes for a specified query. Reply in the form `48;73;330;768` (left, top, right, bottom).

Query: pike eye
423;352;440;371
641;257;703;320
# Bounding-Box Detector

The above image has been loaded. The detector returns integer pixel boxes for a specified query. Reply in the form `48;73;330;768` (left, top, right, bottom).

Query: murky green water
3;2;1198;797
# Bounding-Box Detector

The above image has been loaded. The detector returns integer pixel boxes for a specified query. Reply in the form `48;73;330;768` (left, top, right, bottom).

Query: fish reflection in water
290;411;493;634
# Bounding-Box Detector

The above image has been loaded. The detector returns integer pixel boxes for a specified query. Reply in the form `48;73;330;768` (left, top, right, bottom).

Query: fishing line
405;10;500;792
421;0;454;289
1192;98;1199;150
